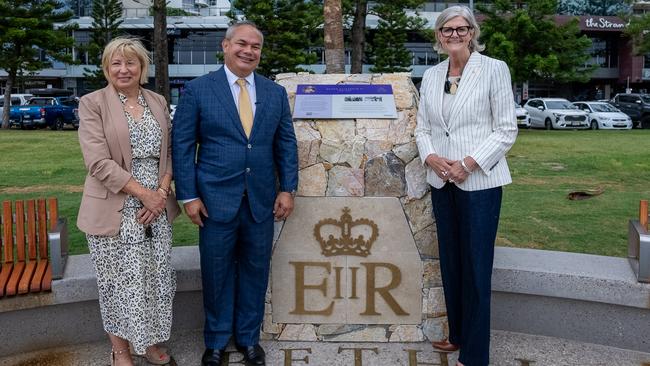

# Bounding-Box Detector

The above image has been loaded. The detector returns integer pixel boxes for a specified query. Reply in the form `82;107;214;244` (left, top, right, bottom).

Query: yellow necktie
236;78;253;138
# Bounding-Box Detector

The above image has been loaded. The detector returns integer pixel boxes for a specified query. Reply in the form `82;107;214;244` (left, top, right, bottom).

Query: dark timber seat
0;198;68;297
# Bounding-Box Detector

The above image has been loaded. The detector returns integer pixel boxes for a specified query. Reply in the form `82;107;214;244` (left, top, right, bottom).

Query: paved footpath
1;329;649;366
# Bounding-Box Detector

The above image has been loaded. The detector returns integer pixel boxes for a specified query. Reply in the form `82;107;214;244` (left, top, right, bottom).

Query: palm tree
324;0;345;73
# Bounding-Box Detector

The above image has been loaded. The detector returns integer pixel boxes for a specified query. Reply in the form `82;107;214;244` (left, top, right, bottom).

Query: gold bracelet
158;187;169;196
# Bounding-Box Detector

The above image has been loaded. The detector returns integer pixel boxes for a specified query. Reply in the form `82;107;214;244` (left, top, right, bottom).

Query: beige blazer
415;52;518;191
77;84;180;236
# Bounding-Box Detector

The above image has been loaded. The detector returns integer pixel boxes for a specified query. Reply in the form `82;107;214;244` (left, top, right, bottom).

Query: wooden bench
0;198;68;297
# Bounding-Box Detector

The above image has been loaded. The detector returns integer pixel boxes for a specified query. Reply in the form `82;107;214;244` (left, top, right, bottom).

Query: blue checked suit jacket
172;67;298;223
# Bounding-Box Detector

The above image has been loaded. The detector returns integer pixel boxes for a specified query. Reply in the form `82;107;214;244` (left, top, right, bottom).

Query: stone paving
2;329;649;366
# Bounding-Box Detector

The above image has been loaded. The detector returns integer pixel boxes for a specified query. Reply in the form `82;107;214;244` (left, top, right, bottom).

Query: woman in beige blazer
415;6;518;366
77;37;180;366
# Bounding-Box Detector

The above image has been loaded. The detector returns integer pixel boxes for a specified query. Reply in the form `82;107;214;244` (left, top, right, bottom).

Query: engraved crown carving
314;207;379;257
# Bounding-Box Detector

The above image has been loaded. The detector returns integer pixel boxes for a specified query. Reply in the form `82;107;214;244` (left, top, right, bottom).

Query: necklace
445;66;462;95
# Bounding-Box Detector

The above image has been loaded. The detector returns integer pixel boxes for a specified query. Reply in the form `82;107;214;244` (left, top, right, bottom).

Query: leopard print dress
86;92;176;355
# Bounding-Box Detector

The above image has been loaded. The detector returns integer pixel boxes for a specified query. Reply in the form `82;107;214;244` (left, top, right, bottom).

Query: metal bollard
628;219;650;283
48;217;69;280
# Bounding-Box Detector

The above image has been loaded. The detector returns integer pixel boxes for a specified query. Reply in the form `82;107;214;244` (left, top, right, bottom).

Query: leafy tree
324;0;345;73
557;0;631;16
477;0;595;85
227;0;323;77
368;0;426;73
0;0;76;128
625;12;650;56
83;0;123;91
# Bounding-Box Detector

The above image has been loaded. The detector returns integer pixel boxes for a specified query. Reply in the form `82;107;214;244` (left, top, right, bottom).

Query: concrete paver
1;329;649;366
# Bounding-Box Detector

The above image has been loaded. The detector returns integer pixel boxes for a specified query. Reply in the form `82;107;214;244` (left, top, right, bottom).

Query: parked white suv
524;98;589;129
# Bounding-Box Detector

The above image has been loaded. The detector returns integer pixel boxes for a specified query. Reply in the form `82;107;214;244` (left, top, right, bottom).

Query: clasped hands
136;187;168;225
425;154;475;184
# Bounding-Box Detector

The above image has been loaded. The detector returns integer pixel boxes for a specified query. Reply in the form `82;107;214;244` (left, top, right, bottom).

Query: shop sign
583;17;626;30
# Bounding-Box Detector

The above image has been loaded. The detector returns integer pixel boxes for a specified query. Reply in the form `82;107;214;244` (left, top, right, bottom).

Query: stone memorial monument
262;73;447;343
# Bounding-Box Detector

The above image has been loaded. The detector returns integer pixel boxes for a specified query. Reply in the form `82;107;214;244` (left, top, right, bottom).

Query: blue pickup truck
9;96;79;130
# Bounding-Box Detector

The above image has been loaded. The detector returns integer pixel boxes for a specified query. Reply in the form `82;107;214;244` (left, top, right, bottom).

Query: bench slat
6;261;25;296
2;201;12;264
41;264;52;291
26;200;37;260
38;199;48;260
17;261;36;295
30;259;48;293
48;198;58;231
0;263;12;297
15;201;26;261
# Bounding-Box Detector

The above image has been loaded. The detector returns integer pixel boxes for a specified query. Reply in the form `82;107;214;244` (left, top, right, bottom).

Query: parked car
170;104;177;119
514;101;530;128
0;94;33;119
523;98;589;129
609;93;650;129
572;101;632;130
9;96;79;130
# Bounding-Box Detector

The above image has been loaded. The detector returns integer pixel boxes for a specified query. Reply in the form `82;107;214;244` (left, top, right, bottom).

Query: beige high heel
129;342;171;365
111;347;130;366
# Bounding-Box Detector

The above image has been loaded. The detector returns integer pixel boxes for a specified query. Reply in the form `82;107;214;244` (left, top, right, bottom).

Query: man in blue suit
172;21;298;366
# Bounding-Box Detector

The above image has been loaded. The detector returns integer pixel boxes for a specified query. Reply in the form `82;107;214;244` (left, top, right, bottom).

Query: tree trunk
153;0;170;104
350;0;367;74
2;72;14;129
324;0;345;74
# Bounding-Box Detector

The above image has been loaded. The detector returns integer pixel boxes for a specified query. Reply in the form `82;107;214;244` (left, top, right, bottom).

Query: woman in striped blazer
415;5;518;366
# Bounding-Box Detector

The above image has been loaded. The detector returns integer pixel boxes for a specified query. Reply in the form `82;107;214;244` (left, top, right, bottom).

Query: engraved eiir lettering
405;349;442;365
337;347;379;366
350;266;359;299
514;359;535;366
281;348;312;366
360;262;408;316
334;266;343;299
289;261;334;315
223;351;245;364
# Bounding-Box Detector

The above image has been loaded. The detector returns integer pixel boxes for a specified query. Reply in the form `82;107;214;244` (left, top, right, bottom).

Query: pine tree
478;0;595;84
227;0;323;77
0;0;76;128
83;0;123;91
368;0;426;73
625;12;650;56
557;0;631;16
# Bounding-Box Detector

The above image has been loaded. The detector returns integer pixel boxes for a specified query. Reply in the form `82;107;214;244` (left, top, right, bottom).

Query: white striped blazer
415;51;518;191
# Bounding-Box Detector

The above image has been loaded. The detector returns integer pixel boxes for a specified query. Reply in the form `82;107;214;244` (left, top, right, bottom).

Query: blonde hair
101;37;151;85
433;5;485;54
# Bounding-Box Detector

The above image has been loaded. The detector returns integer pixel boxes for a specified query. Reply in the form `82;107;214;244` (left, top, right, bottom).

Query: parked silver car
523;98;589;129
572;101;632;130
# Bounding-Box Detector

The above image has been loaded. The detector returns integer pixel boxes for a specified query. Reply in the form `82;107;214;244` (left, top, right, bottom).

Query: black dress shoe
236;344;266;366
202;348;226;366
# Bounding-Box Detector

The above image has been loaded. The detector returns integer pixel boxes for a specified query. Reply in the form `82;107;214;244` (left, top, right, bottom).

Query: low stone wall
2;247;648;357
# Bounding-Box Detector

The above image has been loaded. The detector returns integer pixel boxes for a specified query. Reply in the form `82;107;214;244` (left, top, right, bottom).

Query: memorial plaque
272;197;422;324
292;84;398;119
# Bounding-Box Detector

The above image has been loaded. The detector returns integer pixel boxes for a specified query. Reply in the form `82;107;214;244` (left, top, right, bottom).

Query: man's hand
184;199;208;227
273;192;294;220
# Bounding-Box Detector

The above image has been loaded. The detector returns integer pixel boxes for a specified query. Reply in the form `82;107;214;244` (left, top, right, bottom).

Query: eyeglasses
439;26;472;37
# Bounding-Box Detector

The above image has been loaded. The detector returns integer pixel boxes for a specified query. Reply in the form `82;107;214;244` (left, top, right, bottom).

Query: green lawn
1;129;648;257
